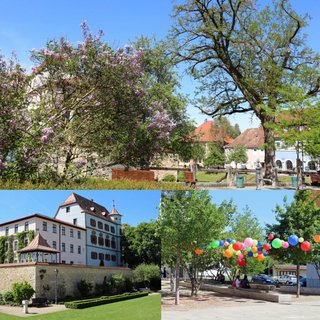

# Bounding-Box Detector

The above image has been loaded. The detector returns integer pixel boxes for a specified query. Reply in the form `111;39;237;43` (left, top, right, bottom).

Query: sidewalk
161;280;320;320
0;304;67;317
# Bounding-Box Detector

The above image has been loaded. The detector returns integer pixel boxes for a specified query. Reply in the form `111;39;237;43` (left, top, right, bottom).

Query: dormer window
90;206;95;212
66;206;70;213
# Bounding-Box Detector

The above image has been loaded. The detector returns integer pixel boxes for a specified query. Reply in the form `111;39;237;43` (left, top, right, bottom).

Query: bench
250;283;276;292
184;171;196;186
32;297;48;307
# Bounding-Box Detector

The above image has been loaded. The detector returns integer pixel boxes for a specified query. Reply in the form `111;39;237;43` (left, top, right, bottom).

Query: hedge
64;292;149;309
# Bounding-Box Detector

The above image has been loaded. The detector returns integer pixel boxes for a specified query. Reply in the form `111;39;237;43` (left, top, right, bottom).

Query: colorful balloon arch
194;234;320;267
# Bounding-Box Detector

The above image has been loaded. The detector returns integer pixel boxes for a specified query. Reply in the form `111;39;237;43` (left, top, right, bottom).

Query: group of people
234;275;250;289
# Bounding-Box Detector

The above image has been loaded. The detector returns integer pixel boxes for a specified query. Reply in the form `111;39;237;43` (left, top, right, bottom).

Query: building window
111;255;116;262
105;237;110;247
52;241;57;249
43;221;47;231
91;231;97;244
90;219;96;227
66;206;70;213
14;241;18;251
105;254;110;261
52;224;57;233
73;218;77;225
62;243;66;252
15;224;18;233
70;229;74;238
62;226;65;236
24;222;29;231
111;237;116;249
111;226;115;233
70;261;73;265
77;230;81;239
78;245;81;254
99;253;104;261
104;224;109;232
91;252;97;260
70;244;74;253
98;221;103;229
5;227;9;236
62;260;66;264
98;236;104;246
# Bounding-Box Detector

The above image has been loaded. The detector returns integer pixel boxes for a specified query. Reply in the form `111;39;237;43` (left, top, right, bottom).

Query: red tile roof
225;127;264;149
18;233;60;253
192;120;234;144
109;207;122;216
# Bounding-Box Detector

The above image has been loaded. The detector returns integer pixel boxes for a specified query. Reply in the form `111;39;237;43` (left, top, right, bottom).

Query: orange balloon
224;249;233;258
194;248;204;255
314;235;320;243
251;246;257;253
258;254;265;261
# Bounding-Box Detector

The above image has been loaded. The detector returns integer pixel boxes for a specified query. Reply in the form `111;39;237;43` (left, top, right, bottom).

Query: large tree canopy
170;0;320;179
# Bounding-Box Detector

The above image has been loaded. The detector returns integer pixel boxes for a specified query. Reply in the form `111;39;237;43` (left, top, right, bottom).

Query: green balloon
211;240;220;249
272;238;282;249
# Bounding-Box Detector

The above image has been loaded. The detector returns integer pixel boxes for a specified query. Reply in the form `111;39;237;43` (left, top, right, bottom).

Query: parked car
251;274;276;285
277;275;296;285
300;277;307;287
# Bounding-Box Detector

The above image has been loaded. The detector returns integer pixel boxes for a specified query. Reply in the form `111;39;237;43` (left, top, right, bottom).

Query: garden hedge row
64;292;149;309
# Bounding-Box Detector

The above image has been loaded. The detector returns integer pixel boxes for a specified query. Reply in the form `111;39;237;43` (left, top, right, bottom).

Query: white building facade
0;193;123;267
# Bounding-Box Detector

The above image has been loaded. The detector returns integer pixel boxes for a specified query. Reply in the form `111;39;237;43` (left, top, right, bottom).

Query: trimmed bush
64;292;148;309
12;282;35;304
162;174;176;182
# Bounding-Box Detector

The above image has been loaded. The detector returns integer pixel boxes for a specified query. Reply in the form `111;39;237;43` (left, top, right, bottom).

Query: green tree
122;221;161;268
170;0;320;181
266;191;320;297
133;263;160;289
203;143;226;168
216;117;241;139
158;190;228;303
227;144;248;168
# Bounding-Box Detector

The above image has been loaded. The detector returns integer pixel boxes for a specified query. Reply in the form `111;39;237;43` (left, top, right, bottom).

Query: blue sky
0;190;294;228
1;1;319;130
0;190;160;226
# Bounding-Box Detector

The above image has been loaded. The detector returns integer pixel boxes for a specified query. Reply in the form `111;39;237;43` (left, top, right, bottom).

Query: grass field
0;294;161;320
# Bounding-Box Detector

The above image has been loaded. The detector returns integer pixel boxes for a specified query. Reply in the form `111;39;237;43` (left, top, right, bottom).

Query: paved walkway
0;304;67;317
162;280;320;320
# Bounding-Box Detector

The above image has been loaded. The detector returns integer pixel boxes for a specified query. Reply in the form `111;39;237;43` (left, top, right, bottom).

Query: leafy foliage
132;263;160;288
12;282;35;304
203;143;226;168
227;145;248;167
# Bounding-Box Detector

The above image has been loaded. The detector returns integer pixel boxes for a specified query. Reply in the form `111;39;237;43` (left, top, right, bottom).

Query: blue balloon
288;235;299;246
263;252;268;256
248;252;253;257
258;242;263;247
227;238;232;243
219;240;224;246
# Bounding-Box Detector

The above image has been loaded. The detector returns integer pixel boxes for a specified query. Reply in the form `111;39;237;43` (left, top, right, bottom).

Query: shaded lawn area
0;294;161;320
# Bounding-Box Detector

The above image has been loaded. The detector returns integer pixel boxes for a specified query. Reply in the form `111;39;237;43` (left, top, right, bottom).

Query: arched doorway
286;160;293;170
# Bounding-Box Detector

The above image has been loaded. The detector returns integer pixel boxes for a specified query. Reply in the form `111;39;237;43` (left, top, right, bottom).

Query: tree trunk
175;253;180;305
262;122;276;182
296;263;300;298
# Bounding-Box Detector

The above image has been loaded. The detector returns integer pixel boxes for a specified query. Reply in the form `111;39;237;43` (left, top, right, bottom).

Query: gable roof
18;233;60;253
58;193;115;223
225;127;264;149
192;120;234;144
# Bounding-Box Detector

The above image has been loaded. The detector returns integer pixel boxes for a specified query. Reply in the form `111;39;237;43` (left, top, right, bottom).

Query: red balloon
237;259;246;267
301;241;311;252
232;241;242;251
268;234;274;240
263;243;271;250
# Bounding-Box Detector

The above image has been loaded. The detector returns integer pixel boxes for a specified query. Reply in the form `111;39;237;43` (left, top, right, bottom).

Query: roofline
0;213;86;231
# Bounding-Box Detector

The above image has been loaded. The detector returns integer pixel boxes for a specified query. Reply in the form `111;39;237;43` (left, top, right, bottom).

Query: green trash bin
291;177;298;188
236;176;245;188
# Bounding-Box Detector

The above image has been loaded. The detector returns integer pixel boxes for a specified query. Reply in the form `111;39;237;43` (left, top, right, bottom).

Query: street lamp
54;269;59;305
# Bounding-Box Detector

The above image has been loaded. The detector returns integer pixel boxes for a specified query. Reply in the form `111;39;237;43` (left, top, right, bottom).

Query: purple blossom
42;127;54;135
40;135;48;144
148;110;176;140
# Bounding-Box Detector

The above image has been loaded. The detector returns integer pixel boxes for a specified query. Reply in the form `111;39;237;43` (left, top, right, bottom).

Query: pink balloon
224;241;229;247
282;241;289;249
244;237;254;247
238;253;244;260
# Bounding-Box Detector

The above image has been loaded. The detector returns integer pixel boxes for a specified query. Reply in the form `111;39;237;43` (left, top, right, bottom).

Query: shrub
110;274;126;294
3;291;14;303
64;292;148;309
162;174;176;182
77;279;93;298
133;264;160;289
12;282;35;304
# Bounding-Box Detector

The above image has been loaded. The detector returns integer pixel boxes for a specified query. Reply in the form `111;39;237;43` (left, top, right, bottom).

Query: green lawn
0;294;161;320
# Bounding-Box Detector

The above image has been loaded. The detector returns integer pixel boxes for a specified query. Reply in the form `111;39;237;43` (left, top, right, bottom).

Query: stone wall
0;263;36;293
0;262;132;300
